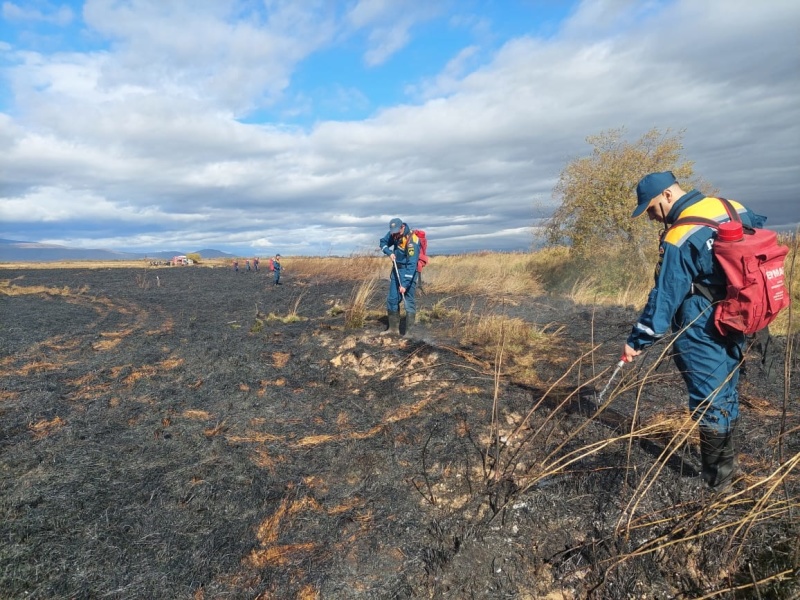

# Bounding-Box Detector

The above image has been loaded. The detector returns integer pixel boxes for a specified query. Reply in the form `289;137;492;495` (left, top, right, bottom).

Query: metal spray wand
596;356;629;404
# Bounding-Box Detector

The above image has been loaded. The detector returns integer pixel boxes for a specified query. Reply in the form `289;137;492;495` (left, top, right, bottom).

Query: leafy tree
186;252;202;263
544;128;694;262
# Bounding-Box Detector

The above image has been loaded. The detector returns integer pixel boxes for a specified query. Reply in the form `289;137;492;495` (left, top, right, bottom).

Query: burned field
1;265;798;599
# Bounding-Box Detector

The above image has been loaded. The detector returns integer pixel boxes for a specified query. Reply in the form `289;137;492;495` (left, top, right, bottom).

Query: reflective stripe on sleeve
634;322;660;337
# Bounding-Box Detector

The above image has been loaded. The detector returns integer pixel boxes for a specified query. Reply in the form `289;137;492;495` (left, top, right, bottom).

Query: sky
0;0;798;257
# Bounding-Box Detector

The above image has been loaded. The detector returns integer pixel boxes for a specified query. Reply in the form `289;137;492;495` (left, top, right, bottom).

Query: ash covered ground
1;266;797;599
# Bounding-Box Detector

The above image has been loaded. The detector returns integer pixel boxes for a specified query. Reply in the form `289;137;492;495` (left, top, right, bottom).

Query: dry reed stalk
779;230;797;464
487;324;506;484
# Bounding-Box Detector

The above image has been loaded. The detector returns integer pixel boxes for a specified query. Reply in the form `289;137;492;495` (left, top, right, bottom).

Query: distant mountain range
0;239;236;262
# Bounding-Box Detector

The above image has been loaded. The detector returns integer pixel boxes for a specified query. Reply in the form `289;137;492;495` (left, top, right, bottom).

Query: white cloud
411;45;480;99
80;0;336;114
346;0;443;66
2;1;73;26
0;185;207;225
1;0;798;256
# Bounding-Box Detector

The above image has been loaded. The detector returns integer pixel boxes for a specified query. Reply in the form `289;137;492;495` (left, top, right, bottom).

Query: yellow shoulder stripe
675;197;745;221
663;223;699;245
663;197;745;246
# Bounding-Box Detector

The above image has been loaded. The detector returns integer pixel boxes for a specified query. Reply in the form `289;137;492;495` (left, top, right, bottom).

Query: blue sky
1;0;798;256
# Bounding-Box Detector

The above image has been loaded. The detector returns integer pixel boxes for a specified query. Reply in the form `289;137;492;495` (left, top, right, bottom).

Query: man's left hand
399;286;406;294
622;344;641;363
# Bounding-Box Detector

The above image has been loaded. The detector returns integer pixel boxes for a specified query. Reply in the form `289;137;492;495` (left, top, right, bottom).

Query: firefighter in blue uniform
379;218;421;336
622;172;766;493
273;254;282;285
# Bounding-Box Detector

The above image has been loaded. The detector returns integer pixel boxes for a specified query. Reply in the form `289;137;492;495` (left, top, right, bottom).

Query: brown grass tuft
29;416;66;439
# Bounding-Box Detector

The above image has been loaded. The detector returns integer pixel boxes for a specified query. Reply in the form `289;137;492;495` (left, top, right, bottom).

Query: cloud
2;1;74;26
1;0;798;256
410;45;481;99
346;0;443;66
80;0;337;114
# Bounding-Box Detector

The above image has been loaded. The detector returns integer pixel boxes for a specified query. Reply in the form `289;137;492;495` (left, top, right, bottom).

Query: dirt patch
1;266;798;599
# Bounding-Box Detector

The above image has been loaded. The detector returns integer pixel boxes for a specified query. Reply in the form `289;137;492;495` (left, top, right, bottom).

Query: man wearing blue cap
622;172;766;493
379;218;422;336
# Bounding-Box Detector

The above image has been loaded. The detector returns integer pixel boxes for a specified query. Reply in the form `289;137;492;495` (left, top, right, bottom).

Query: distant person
273;254;282;285
379;217;421;336
246;259;251;272
621;171;766;494
253;257;260;271
233;260;239;273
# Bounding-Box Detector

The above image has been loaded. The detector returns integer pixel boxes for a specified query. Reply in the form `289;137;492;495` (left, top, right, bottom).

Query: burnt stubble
1;266;797;599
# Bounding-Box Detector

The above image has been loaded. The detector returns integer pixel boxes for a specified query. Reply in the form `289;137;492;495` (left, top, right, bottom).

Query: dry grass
461;314;550;352
345;273;380;329
532;243;654;306
0;259;158;270
422;252;543;297
566;275;653;307
0;279;82;297
278;253;384;283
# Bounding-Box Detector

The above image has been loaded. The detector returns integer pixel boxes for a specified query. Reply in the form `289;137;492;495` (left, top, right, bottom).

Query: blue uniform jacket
379;224;421;285
627;190;766;350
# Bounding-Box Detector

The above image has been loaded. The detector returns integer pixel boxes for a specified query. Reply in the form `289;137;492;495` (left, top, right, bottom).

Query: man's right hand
389;254;396;262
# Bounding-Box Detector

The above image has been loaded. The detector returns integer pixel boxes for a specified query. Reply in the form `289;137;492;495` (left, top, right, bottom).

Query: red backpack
413;229;429;272
672;198;790;336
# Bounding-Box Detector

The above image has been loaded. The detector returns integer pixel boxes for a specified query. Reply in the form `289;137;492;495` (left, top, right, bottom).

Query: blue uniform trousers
672;295;744;433
386;269;417;314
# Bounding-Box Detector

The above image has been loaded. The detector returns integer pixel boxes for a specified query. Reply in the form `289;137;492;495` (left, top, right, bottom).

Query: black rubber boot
403;313;416;337
381;312;400;335
699;425;737;493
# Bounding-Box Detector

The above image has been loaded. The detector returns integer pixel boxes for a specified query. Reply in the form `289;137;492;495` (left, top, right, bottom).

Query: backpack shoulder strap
717;197;741;223
670;197;742;230
671;215;720;229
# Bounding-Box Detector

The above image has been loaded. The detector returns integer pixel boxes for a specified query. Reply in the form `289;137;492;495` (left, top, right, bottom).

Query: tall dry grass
280;253;384;283
530;243;654;306
345;273;381;329
422;251;544;297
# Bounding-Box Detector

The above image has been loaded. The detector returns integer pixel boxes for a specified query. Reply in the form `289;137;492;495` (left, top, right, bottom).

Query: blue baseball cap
389;218;403;233
632;171;676;218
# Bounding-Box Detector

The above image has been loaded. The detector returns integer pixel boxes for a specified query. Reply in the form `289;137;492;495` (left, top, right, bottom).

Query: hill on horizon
0;239;236;263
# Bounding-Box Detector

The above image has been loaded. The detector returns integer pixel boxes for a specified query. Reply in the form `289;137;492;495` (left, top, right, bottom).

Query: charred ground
0;265;797;599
